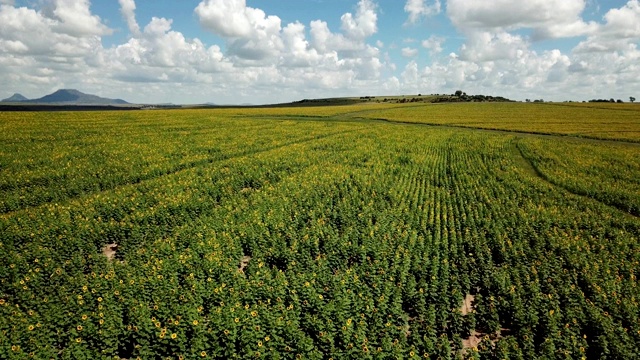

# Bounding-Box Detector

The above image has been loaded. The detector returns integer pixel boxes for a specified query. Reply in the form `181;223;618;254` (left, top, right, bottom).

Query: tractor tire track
511;138;639;219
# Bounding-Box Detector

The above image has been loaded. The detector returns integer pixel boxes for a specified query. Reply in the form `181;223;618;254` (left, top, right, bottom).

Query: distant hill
1;93;28;102
24;89;129;105
1;89;129;105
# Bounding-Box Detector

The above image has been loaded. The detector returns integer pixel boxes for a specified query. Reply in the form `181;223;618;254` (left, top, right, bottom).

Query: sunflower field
1;106;639;359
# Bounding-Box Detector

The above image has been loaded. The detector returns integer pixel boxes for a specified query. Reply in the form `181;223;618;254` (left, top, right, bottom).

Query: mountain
1;93;28;102
25;89;129;105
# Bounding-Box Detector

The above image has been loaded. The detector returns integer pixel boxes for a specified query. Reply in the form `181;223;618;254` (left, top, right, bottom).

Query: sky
0;0;638;104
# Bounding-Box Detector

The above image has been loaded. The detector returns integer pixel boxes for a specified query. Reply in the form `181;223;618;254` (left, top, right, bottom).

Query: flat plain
1;102;639;359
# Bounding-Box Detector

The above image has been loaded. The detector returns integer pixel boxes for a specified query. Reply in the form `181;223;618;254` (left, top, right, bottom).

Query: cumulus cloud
404;0;441;24
0;2;108;57
0;0;114;99
401;60;419;85
2;0;638;105
340;0;377;40
401;47;418;58
396;47;578;100
112;15;232;76
195;0;256;38
575;0;640;52
459;31;528;62
600;0;640;38
437;0;596;99
422;0;596;99
308;0;380;59
195;0;284;62
0;0;399;102
193;0;384;84
110;0;385;99
421;35;445;55
310;20;369;56
118;0;140;36
447;0;596;39
46;0;111;37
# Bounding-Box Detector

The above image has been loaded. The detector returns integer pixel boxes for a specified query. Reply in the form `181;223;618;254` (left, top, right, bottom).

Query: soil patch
460;294;475;316
460;294;510;352
102;243;118;261
238;255;252;273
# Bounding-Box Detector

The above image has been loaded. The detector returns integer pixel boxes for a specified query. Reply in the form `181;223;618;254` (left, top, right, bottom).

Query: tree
631;97;636;103
455;90;463;97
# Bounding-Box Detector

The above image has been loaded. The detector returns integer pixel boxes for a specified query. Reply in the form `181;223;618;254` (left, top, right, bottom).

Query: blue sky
1;0;639;104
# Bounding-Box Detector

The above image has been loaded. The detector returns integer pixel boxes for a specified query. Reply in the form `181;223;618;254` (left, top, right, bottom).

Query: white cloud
575;0;640;52
396;48;577;99
401;60;419;85
0;1;113;98
0;2;108;57
195;0;256;38
400;0;627;100
194;0;379;66
111;15;232;74
195;0;284;62
49;0;111;37
404;0;441;24
601;0;640;38
447;0;596;39
401;47;418;58
118;0;140;36
2;0;638;104
421;35;444;55
309;0;379;58
124;0;385;100
340;0;377;40
459;31;528;62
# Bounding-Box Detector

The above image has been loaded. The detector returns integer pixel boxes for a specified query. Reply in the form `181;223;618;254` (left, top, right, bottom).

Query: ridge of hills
1;89;129;105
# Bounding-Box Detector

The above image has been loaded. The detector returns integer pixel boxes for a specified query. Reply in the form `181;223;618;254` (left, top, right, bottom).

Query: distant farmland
1;102;639;359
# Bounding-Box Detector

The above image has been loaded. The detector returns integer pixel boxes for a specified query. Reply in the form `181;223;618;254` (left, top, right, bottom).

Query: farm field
1;103;639;359
351;102;640;142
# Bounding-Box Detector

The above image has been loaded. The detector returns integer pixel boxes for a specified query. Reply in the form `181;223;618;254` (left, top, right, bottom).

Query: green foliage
0;108;639;359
